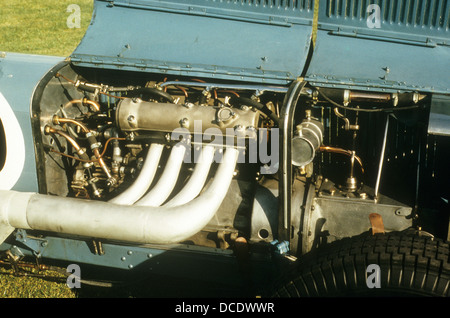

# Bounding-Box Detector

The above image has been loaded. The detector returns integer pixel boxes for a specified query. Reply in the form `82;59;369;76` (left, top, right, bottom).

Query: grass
0;0;94;56
0;263;76;298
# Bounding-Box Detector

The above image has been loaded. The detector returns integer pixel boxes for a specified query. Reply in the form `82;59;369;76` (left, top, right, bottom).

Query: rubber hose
231;96;279;126
128;87;175;103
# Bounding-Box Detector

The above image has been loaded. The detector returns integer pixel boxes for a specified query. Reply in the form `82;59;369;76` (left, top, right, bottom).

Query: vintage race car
0;0;449;297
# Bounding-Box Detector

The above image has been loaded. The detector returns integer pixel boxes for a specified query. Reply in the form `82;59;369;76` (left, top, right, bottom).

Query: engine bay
30;62;447;256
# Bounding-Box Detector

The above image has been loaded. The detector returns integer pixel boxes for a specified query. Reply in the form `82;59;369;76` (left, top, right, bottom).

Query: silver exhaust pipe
135;143;187;207
108;143;164;205
0;147;238;245
164;145;215;207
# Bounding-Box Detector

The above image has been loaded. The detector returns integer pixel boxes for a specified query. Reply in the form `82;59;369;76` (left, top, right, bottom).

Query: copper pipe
55;73;76;84
54;74;101;111
93;148;113;179
56;117;112;180
50;137;126;164
46;125;114;183
44;126;82;152
319;145;364;174
63;99;81;109
163;77;168;92
161;79;189;98
175;86;189;98
221;90;240;97
49;149;93;163
98;92;127;100
56;73;126;102
349;91;391;103
64;98;101;112
98;137;126;158
83;99;101;112
53;115;90;133
52;116;106;163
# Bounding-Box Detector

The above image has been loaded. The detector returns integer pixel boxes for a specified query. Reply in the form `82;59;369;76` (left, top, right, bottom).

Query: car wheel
273;230;450;297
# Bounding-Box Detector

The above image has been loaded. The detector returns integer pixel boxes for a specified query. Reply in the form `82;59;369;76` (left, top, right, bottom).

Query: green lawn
0;0;94;56
0;264;76;298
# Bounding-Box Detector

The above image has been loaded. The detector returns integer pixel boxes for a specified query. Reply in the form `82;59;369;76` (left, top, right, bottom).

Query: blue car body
0;0;449;297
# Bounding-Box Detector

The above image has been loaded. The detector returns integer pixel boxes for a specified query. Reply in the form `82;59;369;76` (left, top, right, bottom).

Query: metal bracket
14;229;48;257
369;213;385;235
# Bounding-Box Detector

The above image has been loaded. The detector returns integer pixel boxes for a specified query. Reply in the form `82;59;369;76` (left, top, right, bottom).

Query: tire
273;230;450;297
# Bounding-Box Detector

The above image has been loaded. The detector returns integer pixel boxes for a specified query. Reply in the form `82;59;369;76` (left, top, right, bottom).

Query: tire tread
275;231;450;297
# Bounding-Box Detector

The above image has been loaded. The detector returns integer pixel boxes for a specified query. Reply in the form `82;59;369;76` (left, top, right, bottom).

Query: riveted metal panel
304;0;450;94
70;0;315;84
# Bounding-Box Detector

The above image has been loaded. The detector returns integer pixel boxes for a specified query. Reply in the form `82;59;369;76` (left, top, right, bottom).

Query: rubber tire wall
274;230;450;297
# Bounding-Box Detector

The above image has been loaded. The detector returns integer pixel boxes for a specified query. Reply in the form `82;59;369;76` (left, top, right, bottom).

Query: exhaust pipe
135;143;187;207
108;143;164;205
164;145;215;207
0;147;238;245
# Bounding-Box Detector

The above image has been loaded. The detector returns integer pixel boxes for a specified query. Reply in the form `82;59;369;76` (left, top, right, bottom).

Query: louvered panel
305;0;450;94
120;0;316;23
324;0;449;30
201;0;313;11
228;0;311;10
